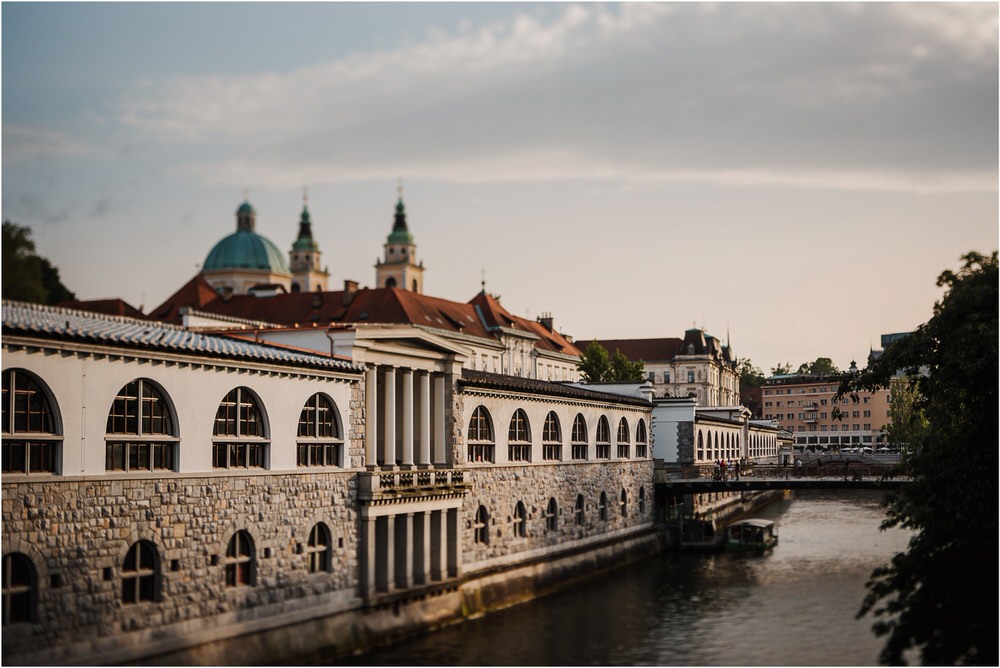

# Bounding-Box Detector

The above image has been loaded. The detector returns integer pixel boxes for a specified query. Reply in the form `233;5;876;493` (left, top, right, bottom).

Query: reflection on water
339;490;909;666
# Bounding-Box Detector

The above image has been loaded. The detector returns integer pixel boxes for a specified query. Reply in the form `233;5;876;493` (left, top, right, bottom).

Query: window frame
542;411;562;461
467;405;495;464
296;393;344;468
306;523;331;574
105;379;178;473
122;540;159;605
224;530;256;588
1;553;35;626
507;409;531;462
2;369;61;475
571;414;588;460
595;416;611;459
212;388;269;470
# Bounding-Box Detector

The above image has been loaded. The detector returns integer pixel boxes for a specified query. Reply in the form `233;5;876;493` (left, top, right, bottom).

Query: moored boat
724;518;778;552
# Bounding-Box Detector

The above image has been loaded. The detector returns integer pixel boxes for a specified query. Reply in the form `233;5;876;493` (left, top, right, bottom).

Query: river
341;489;911;666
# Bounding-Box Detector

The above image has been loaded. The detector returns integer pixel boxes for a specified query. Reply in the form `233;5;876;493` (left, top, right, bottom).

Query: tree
737;358;766;388
796;357;840;375
577;340;645;382
2;221;75;304
770;362;793;376
578;339;612;382
837;251;997;665
609;348;645;382
883;378;928;450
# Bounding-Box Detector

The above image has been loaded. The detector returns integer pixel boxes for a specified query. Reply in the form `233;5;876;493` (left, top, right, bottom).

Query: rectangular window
509;444;531;462
687;371;695;383
543;444;561;461
596;444;611;459
468;444;494;463
572;443;587;460
617;443;630;458
636;444;648;458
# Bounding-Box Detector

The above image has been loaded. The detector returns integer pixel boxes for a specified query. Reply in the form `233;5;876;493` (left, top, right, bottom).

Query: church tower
375;182;424;293
289;191;329;293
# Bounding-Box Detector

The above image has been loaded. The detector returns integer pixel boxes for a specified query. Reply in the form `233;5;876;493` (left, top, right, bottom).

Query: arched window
636;419;648;458
598;492;608;521
545;498;558;532
617;417;630;458
639;486;646;514
571;414;588;460
474;506;490;545
697;430;704;461
2;553;35;625
225;530;255;587
213;388;267;469
297;393;343;467
508;409;531;462
575;494;585;526
596;416;611;459
106;379;177;472
513;502;527;538
620;488;628;518
542;412;561;461
467;406;495;463
2;369;60;474
385;277;397;288
306;523;331;573
122;540;159;604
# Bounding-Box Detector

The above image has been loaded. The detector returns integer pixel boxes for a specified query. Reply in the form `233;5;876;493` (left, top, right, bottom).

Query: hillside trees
837;251;997;665
3;221;75;304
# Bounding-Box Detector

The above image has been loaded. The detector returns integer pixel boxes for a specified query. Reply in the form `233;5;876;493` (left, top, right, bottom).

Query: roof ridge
3;299;184;331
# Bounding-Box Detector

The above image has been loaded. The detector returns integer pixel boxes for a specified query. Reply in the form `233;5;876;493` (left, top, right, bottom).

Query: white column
362;515;377;599
365;366;378;468
433;374;447;466
401;369;414;468
419;372;431;466
383;367;396;468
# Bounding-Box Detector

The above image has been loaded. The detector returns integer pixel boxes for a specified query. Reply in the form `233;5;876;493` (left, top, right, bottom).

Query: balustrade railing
361;468;468;499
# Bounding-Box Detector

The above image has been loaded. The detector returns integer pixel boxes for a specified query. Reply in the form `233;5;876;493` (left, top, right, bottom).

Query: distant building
589;329;739;406
760;365;892;450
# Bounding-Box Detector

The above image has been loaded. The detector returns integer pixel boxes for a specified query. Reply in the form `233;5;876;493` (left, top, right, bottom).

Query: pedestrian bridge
657;476;910;495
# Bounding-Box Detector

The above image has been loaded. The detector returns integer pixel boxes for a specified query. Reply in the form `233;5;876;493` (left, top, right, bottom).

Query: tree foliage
2;221;75;304
770;362;793;376
796;356;840;375
737;358;766;388
837;251;998;666
577;340;645;382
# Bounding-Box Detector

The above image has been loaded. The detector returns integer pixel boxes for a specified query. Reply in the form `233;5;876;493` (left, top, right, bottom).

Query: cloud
115;3;998;194
2;125;103;162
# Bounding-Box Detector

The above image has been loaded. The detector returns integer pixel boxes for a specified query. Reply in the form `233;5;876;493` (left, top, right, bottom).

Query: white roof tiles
2;300;361;373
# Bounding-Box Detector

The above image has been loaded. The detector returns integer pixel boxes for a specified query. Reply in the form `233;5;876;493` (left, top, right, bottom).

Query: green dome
236;201;255;216
387;198;414;245
204;229;290;274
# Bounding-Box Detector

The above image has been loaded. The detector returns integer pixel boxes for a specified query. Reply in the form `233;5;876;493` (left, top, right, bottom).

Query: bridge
656;476;909;494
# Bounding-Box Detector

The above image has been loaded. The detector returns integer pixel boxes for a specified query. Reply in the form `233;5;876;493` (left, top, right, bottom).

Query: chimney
343;279;359;306
538;312;554;332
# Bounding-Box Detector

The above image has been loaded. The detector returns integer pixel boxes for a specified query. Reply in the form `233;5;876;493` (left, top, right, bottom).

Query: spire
293;187;319;251
387;178;414;245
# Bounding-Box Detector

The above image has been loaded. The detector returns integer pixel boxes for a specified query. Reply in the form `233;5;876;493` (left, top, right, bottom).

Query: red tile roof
148;280;580;357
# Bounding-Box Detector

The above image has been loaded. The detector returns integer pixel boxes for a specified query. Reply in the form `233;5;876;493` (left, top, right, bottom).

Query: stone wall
462;461;654;569
2;471;360;665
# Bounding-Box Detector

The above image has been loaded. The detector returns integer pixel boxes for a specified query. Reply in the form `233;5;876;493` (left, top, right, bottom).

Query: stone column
384;514;396;592
401;369;414;469
414;511;430;585
433;374;447;466
383;367;396;468
418;372;431;466
362;515;377;600
365;366;378;468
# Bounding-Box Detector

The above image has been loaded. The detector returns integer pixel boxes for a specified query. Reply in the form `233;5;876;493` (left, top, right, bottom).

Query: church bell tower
375;181;424;293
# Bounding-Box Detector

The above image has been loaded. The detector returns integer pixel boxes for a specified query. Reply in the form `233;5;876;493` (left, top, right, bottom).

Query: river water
344;490;910;666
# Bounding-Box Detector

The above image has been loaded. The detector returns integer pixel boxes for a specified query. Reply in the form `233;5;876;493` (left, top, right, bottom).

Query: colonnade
365;365;449;469
360;505;461;600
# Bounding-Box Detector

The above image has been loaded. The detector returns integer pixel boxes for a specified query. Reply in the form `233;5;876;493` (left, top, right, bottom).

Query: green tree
2;221;75;304
737;358;766;388
577;340;645;382
797;357;840;375
770;362;793;376
883;378;928;450
837;251;997;665
609;348;645;382
578;339;612;382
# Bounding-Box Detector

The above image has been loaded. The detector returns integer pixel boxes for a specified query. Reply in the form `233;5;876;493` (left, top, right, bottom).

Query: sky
2;2;997;374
